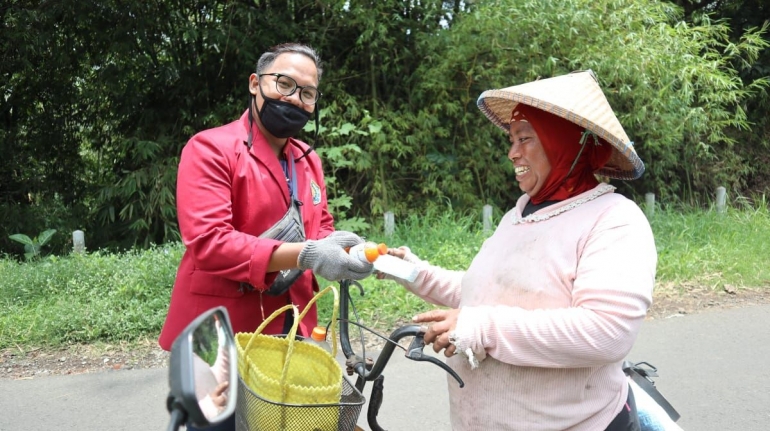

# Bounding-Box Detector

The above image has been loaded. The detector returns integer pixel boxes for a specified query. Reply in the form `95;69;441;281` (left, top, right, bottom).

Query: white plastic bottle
304;325;333;353
372;253;419;282
348;242;419;282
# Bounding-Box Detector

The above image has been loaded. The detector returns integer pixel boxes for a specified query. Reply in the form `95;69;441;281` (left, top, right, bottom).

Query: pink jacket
398;184;656;430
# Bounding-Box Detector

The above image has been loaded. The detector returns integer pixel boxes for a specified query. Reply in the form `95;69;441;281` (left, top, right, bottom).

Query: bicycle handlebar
337;278;464;430
337;279;464;390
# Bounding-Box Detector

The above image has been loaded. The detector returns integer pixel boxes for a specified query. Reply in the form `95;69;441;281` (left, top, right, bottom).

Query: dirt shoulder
3;286;770;381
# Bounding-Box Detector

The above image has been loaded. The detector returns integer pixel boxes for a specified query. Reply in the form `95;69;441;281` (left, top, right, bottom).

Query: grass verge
1;204;768;351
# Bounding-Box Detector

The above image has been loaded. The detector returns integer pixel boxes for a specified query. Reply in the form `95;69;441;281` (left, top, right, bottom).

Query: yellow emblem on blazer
310;180;322;205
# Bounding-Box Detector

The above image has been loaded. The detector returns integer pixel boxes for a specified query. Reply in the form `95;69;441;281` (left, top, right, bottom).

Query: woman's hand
376;246;414;280
199;380;230;420
387;246;427;266
386;246;409;259
209;381;229;410
413;308;461;357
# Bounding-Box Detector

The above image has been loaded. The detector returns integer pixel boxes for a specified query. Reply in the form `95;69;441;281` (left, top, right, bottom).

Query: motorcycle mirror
166;307;238;430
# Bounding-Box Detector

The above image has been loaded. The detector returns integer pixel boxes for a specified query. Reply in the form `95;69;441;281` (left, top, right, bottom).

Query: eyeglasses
258;73;321;105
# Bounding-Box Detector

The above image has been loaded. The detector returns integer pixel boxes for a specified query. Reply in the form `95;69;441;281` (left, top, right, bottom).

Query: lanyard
279;156;298;201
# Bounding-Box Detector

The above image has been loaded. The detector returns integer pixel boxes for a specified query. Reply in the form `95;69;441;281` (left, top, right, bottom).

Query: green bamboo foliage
1;0;767;253
403;0;768;208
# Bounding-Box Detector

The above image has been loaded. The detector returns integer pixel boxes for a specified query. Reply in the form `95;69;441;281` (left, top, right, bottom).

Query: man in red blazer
158;43;372;352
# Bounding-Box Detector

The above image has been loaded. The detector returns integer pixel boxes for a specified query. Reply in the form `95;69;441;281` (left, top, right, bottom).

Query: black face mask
256;90;312;139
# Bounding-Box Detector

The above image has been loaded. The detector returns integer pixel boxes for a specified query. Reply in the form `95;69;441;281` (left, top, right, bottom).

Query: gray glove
298;231;374;281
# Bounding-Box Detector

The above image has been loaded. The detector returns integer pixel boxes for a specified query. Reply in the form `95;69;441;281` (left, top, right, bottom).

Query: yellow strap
243;303;298;353
296;285;339;357
239;285;340;402
277;285;339;400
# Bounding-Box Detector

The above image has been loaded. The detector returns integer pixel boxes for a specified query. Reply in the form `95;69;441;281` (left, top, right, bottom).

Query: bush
0;243;184;348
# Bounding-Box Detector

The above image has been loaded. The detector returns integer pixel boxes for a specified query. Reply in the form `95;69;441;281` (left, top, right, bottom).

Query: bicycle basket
235;373;365;431
235;286;361;430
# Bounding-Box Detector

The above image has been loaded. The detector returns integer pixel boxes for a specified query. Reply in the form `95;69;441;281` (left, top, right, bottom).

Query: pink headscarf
511;104;612;204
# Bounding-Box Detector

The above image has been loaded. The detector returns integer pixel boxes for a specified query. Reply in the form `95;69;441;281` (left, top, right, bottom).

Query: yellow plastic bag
235;285;343;431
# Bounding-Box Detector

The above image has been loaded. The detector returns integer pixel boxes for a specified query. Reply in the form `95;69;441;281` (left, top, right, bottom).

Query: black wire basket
235;373;365;431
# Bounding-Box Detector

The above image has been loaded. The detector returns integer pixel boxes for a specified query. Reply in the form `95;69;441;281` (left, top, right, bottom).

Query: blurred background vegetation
1;0;769;258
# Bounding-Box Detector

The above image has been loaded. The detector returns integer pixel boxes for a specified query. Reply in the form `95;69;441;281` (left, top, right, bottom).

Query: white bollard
645;193;655;217
716;187;726;214
384;211;394;237
73;230;85;253
483;205;493;234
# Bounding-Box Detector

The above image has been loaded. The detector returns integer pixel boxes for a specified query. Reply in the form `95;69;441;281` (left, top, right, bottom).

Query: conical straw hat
477;70;644;180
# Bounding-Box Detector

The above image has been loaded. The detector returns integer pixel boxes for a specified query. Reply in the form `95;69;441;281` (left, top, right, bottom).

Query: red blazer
158;110;334;350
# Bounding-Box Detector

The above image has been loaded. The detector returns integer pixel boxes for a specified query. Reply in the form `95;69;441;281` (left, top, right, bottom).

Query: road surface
1;304;769;430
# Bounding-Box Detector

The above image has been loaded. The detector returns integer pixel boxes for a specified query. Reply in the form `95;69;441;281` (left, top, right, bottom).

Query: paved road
1;304;769;430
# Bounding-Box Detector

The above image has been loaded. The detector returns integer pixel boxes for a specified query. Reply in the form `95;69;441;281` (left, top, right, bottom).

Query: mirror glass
191;310;235;423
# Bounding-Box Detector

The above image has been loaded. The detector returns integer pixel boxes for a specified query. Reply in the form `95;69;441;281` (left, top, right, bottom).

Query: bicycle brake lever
405;335;465;388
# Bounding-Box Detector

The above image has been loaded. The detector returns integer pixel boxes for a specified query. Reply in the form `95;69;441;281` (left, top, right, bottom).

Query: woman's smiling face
508;120;552;197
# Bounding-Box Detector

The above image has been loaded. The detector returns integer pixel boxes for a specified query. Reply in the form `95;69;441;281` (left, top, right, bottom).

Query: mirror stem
167;406;186;431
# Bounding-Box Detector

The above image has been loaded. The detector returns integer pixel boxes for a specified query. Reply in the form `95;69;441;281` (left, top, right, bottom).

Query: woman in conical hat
380;70;656;431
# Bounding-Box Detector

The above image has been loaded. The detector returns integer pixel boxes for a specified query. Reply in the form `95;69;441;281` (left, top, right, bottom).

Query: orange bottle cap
362;244;382;263
311;326;327;341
